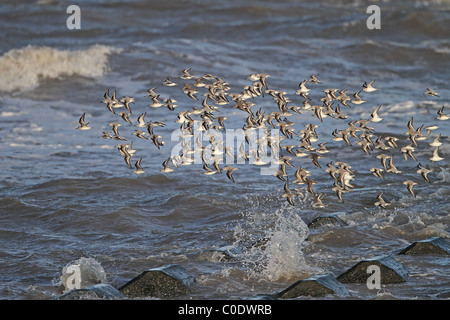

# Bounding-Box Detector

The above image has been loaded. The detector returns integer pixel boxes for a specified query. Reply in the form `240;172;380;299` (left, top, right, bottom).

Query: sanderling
76;113;92;130
403;180;418;197
133;158;146;174
362;80;377;92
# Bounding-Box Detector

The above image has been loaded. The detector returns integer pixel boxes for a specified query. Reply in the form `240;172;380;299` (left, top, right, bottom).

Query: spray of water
56;257;107;293
232;196;322;282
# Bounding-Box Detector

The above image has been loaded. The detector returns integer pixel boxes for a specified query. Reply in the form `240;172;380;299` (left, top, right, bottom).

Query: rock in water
274;274;349;298
307;212;348;229
57;283;124;300
398;237;450;255
337;255;408;284
119;264;195;298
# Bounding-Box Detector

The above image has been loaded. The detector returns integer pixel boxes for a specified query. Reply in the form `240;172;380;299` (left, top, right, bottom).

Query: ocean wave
0;44;121;93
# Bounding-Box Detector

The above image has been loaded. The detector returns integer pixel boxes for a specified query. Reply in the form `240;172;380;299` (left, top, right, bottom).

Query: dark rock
58;283;124;300
119;264;195;298
398;237;450;255
307;212;347;229
274;274;349;298
337;255;408;284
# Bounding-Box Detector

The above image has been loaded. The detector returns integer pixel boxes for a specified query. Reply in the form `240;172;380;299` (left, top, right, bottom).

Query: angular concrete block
307;212;347;229
398;237;450;255
119;264;195;298
275;274;349;298
58;283;124;300
337;255;408;284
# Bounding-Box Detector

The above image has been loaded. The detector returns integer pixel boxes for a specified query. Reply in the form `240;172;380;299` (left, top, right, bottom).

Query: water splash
232;201;321;282
56;257;107;293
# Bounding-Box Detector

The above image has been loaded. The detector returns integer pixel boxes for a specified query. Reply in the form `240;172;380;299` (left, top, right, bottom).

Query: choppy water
0;0;449;300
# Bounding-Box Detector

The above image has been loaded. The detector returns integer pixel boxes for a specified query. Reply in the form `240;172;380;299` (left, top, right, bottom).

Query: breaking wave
0;44;121;93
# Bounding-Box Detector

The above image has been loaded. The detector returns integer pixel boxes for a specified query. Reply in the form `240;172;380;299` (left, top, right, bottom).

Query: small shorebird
136;112;148;128
305;178;316;195
309;153;323;169
180;68;194;80
110;122;127;141
161;157;174;173
312;193;327;208
429;134;442;147
102;89;117;114
203;163;218;175
332;183;344;202
296;80;310;95
370;168;384;180
118;112;132;124
122;150;132;169
133;158;146;174
376;154;390;171
120;96;135;114
401;144;417;161
150;134;164;149
362;80;377;92
370;105;383;122
163;78;177;86
385;136;399;149
308;74;322;84
436;106;449;120
76;113;92;130
375;192;390;208
164;98;178;111
417;163;432;183
403;180;418;197
405;117;418;146
425;125;439;135
429;147;444;162
351;91;365;104
100;131;113;139
145;87;158;98
133;130;148;140
223;166;238;183
424;88;439;97
293;166;309;184
386;155;402;173
149;95;164;108
282;180;295;206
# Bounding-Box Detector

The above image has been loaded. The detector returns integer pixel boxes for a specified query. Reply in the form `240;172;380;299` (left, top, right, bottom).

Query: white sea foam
0;44;121;93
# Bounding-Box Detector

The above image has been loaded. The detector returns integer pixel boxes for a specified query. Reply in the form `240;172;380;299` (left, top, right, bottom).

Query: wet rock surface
307;212;348;229
118;264;195;299
398;237;450;255
58;283;124;300
274;274;350;298
337;255;408;284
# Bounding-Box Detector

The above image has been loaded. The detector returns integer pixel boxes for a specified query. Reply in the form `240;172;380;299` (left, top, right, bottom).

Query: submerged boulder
398;237;450;255
274;274;349;298
337;255;408;284
58;283;124;300
307;212;348;229
119;264;195;298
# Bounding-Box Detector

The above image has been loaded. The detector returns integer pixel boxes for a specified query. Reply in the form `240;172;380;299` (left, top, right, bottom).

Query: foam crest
0;44;121;93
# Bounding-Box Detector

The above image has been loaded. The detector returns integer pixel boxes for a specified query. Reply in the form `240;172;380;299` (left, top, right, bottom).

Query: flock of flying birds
76;68;448;209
